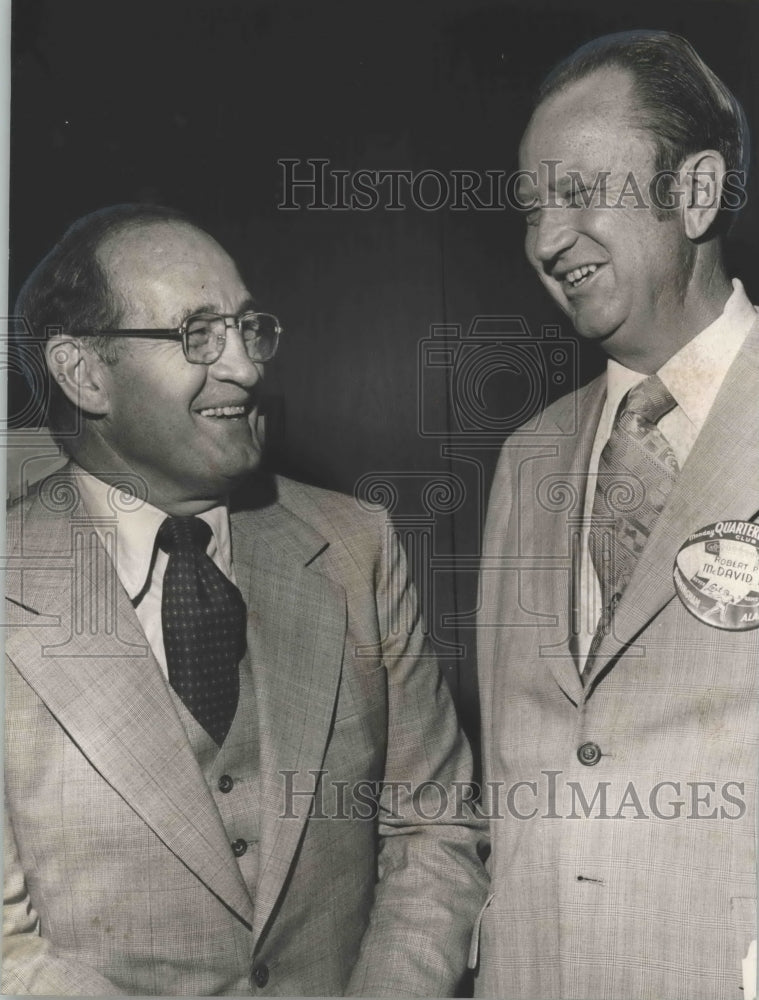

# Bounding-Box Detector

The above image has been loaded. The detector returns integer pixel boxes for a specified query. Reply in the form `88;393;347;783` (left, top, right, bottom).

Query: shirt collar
604;278;756;434
73;468;234;601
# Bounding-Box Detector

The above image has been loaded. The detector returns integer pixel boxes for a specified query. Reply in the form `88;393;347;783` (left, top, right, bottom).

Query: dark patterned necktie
585;375;679;671
157;516;246;745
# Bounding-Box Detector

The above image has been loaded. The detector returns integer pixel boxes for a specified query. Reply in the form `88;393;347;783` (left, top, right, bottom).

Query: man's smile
549;261;606;295
563;263;600;289
196;404;249;419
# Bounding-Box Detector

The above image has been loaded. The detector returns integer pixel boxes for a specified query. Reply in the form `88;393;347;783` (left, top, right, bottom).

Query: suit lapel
534;378;606;704
585;319;759;684
5;486;256;928
231;500;346;943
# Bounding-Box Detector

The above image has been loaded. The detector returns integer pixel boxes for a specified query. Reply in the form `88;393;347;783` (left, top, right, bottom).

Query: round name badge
673;521;759;630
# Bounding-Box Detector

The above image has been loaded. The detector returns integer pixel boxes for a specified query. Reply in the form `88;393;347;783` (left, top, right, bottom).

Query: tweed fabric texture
4;472;488;996
476;320;759;998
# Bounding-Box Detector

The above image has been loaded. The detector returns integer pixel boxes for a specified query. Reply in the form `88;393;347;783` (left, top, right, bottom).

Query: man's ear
45;336;111;415
679;149;726;241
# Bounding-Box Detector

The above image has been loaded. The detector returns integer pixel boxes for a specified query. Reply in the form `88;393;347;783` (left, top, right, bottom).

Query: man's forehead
97;219;249;325
517;67;661;201
97;219;222;268
520;67;640;161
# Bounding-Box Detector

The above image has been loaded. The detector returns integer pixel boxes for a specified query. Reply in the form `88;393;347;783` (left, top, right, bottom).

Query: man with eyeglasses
3;204;488;996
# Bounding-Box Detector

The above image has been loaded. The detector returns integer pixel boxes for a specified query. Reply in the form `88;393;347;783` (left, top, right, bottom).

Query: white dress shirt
75;468;236;677
577;278;757;667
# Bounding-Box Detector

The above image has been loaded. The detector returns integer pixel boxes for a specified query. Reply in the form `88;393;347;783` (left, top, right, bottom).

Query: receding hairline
528;64;647;136
521;65;657;165
94;216;222;267
94;218;237;314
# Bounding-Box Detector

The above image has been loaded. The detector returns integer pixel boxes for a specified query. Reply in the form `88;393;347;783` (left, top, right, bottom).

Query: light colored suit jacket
3;471;488;996
475;320;759;999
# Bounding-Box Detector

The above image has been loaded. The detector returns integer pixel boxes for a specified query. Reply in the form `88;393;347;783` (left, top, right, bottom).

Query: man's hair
536;30;749;231
16;202;191;357
14;203;191;433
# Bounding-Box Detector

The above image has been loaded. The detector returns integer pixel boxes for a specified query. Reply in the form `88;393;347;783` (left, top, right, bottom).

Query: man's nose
210;328;262;386
530;206;577;266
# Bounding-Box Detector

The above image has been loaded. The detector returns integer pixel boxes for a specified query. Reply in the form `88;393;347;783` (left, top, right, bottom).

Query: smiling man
476;31;758;1000
3;204;488;995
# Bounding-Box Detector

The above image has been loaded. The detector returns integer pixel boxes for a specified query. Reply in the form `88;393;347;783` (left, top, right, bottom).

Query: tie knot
157;516;212;555
622;374;677;424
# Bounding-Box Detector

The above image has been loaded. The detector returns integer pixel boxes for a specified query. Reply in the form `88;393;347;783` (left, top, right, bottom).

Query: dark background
10;0;759;745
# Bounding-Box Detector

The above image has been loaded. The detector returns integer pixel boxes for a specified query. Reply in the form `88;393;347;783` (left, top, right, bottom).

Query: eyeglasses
99;311;282;365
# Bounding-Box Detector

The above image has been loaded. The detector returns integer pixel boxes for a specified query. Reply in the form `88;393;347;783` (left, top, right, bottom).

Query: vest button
218;774;234;793
231;838;248;857
252;963;269;988
577;742;602;766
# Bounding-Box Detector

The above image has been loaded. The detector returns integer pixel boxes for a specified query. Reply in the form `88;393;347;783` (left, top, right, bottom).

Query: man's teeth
198;405;246;417
565;264;598;287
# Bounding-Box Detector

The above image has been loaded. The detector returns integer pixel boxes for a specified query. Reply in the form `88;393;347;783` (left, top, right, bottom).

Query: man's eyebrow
173;297;258;326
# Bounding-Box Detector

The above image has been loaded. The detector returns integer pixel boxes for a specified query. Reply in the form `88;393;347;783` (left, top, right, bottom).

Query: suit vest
168;650;261;898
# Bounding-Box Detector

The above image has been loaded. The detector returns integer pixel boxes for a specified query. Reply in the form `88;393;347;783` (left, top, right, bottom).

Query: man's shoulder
535;375;604;430
233;473;389;567
487;376;605;500
6;470;77;555
274;475;369;523
498;374;604;450
273;475;388;551
6;491;37;556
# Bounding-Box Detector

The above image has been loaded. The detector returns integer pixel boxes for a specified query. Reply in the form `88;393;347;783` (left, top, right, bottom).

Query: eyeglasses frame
98;310;282;365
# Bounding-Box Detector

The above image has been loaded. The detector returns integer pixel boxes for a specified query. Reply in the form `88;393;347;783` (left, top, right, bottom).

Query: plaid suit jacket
474;320;759;999
3;473;488;996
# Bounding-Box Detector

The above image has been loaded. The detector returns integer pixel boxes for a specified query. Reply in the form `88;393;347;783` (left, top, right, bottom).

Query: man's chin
224;447;264;484
569;308;621;343
191;441;263;498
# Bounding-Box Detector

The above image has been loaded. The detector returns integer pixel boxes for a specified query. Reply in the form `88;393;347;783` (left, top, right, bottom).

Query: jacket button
218;774;234;793
577;742;602;766
252;963;269;988
231;838;248;857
